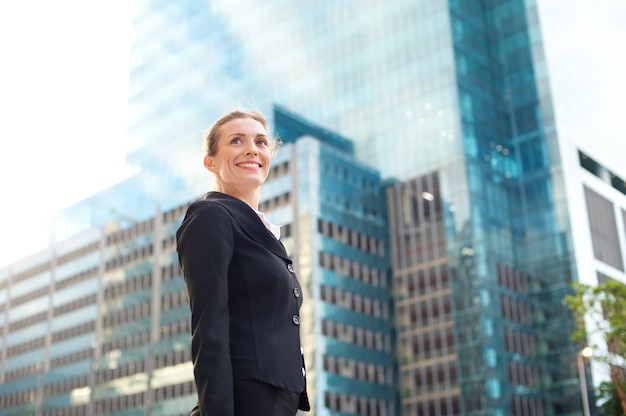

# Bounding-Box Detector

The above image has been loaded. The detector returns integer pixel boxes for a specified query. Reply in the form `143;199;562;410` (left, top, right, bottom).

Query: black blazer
176;192;310;415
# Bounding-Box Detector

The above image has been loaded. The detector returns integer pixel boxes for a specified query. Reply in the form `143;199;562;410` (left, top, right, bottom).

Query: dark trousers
190;379;300;416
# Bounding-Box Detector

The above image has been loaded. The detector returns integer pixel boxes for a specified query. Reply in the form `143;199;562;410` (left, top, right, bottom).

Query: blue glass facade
270;108;394;415
445;1;578;414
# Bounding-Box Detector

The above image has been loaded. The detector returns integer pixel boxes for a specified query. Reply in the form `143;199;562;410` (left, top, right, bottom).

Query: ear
204;155;217;172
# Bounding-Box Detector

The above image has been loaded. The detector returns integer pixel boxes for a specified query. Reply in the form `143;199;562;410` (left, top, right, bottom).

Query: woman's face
204;117;271;194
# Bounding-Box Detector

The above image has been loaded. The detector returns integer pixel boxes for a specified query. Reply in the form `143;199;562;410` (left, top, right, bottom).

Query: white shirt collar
254;210;281;240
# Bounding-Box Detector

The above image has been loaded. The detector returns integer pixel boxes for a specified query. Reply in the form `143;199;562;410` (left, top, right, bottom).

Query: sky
536;0;626;173
0;1;625;268
0;1;134;266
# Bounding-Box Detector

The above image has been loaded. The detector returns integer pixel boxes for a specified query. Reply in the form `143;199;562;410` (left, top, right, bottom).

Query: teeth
238;163;259;168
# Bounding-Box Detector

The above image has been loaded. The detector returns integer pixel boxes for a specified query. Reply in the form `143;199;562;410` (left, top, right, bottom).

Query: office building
3;0;626;415
0;108;395;415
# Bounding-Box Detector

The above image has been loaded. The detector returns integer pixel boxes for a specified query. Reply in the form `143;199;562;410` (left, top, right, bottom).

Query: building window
584;186;624;271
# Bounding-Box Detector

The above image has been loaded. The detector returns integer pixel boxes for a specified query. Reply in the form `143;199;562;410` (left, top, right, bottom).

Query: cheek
262;152;272;167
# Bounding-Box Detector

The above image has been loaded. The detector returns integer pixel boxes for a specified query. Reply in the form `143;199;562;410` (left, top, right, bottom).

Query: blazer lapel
204;192;290;260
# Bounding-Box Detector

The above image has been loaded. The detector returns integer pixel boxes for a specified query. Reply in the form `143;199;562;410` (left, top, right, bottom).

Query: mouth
236;162;262;169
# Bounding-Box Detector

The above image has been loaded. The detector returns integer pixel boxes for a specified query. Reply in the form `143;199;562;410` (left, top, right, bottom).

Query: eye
256;138;268;146
230;137;242;144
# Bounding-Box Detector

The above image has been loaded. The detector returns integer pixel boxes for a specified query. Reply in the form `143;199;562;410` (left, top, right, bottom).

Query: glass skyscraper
2;0;626;415
124;1;580;412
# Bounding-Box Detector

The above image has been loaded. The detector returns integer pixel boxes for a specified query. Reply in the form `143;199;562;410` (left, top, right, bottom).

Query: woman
176;109;310;416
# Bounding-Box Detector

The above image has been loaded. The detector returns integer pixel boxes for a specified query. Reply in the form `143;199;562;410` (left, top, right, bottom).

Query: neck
214;185;260;210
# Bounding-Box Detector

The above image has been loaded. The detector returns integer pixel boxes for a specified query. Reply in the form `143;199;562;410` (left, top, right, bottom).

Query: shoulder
179;200;234;236
177;198;234;239
186;194;249;220
178;193;257;238
186;198;230;217
201;192;258;221
204;192;251;211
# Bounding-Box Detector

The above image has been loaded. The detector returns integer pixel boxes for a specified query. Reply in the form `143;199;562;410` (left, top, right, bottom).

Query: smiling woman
176;109;310;415
0;1;134;266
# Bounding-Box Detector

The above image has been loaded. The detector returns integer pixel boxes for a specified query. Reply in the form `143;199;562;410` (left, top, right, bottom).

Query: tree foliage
597;381;626;416
564;280;626;414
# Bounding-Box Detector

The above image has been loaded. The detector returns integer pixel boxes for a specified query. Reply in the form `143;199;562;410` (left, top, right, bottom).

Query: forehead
219;117;267;136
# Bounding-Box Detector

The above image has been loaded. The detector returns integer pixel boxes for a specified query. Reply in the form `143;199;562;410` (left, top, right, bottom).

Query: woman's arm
176;201;235;415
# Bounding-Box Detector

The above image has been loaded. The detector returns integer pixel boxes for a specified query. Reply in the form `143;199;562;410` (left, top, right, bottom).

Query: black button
292;315;300;325
293;287;301;298
287;264;294;273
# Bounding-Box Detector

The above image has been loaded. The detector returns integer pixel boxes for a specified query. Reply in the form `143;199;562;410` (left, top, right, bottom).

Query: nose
245;143;259;156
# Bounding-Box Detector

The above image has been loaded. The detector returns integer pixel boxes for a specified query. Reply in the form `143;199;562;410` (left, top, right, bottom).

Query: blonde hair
202;109;280;157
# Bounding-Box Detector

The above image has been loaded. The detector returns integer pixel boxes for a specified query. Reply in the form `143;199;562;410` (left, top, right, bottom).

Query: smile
237;162;261;168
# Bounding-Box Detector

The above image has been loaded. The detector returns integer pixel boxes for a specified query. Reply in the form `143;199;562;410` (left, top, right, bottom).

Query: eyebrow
227;132;267;137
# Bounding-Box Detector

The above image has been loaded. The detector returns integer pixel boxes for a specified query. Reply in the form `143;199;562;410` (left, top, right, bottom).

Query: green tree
597;381;626;415
564;280;626;414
